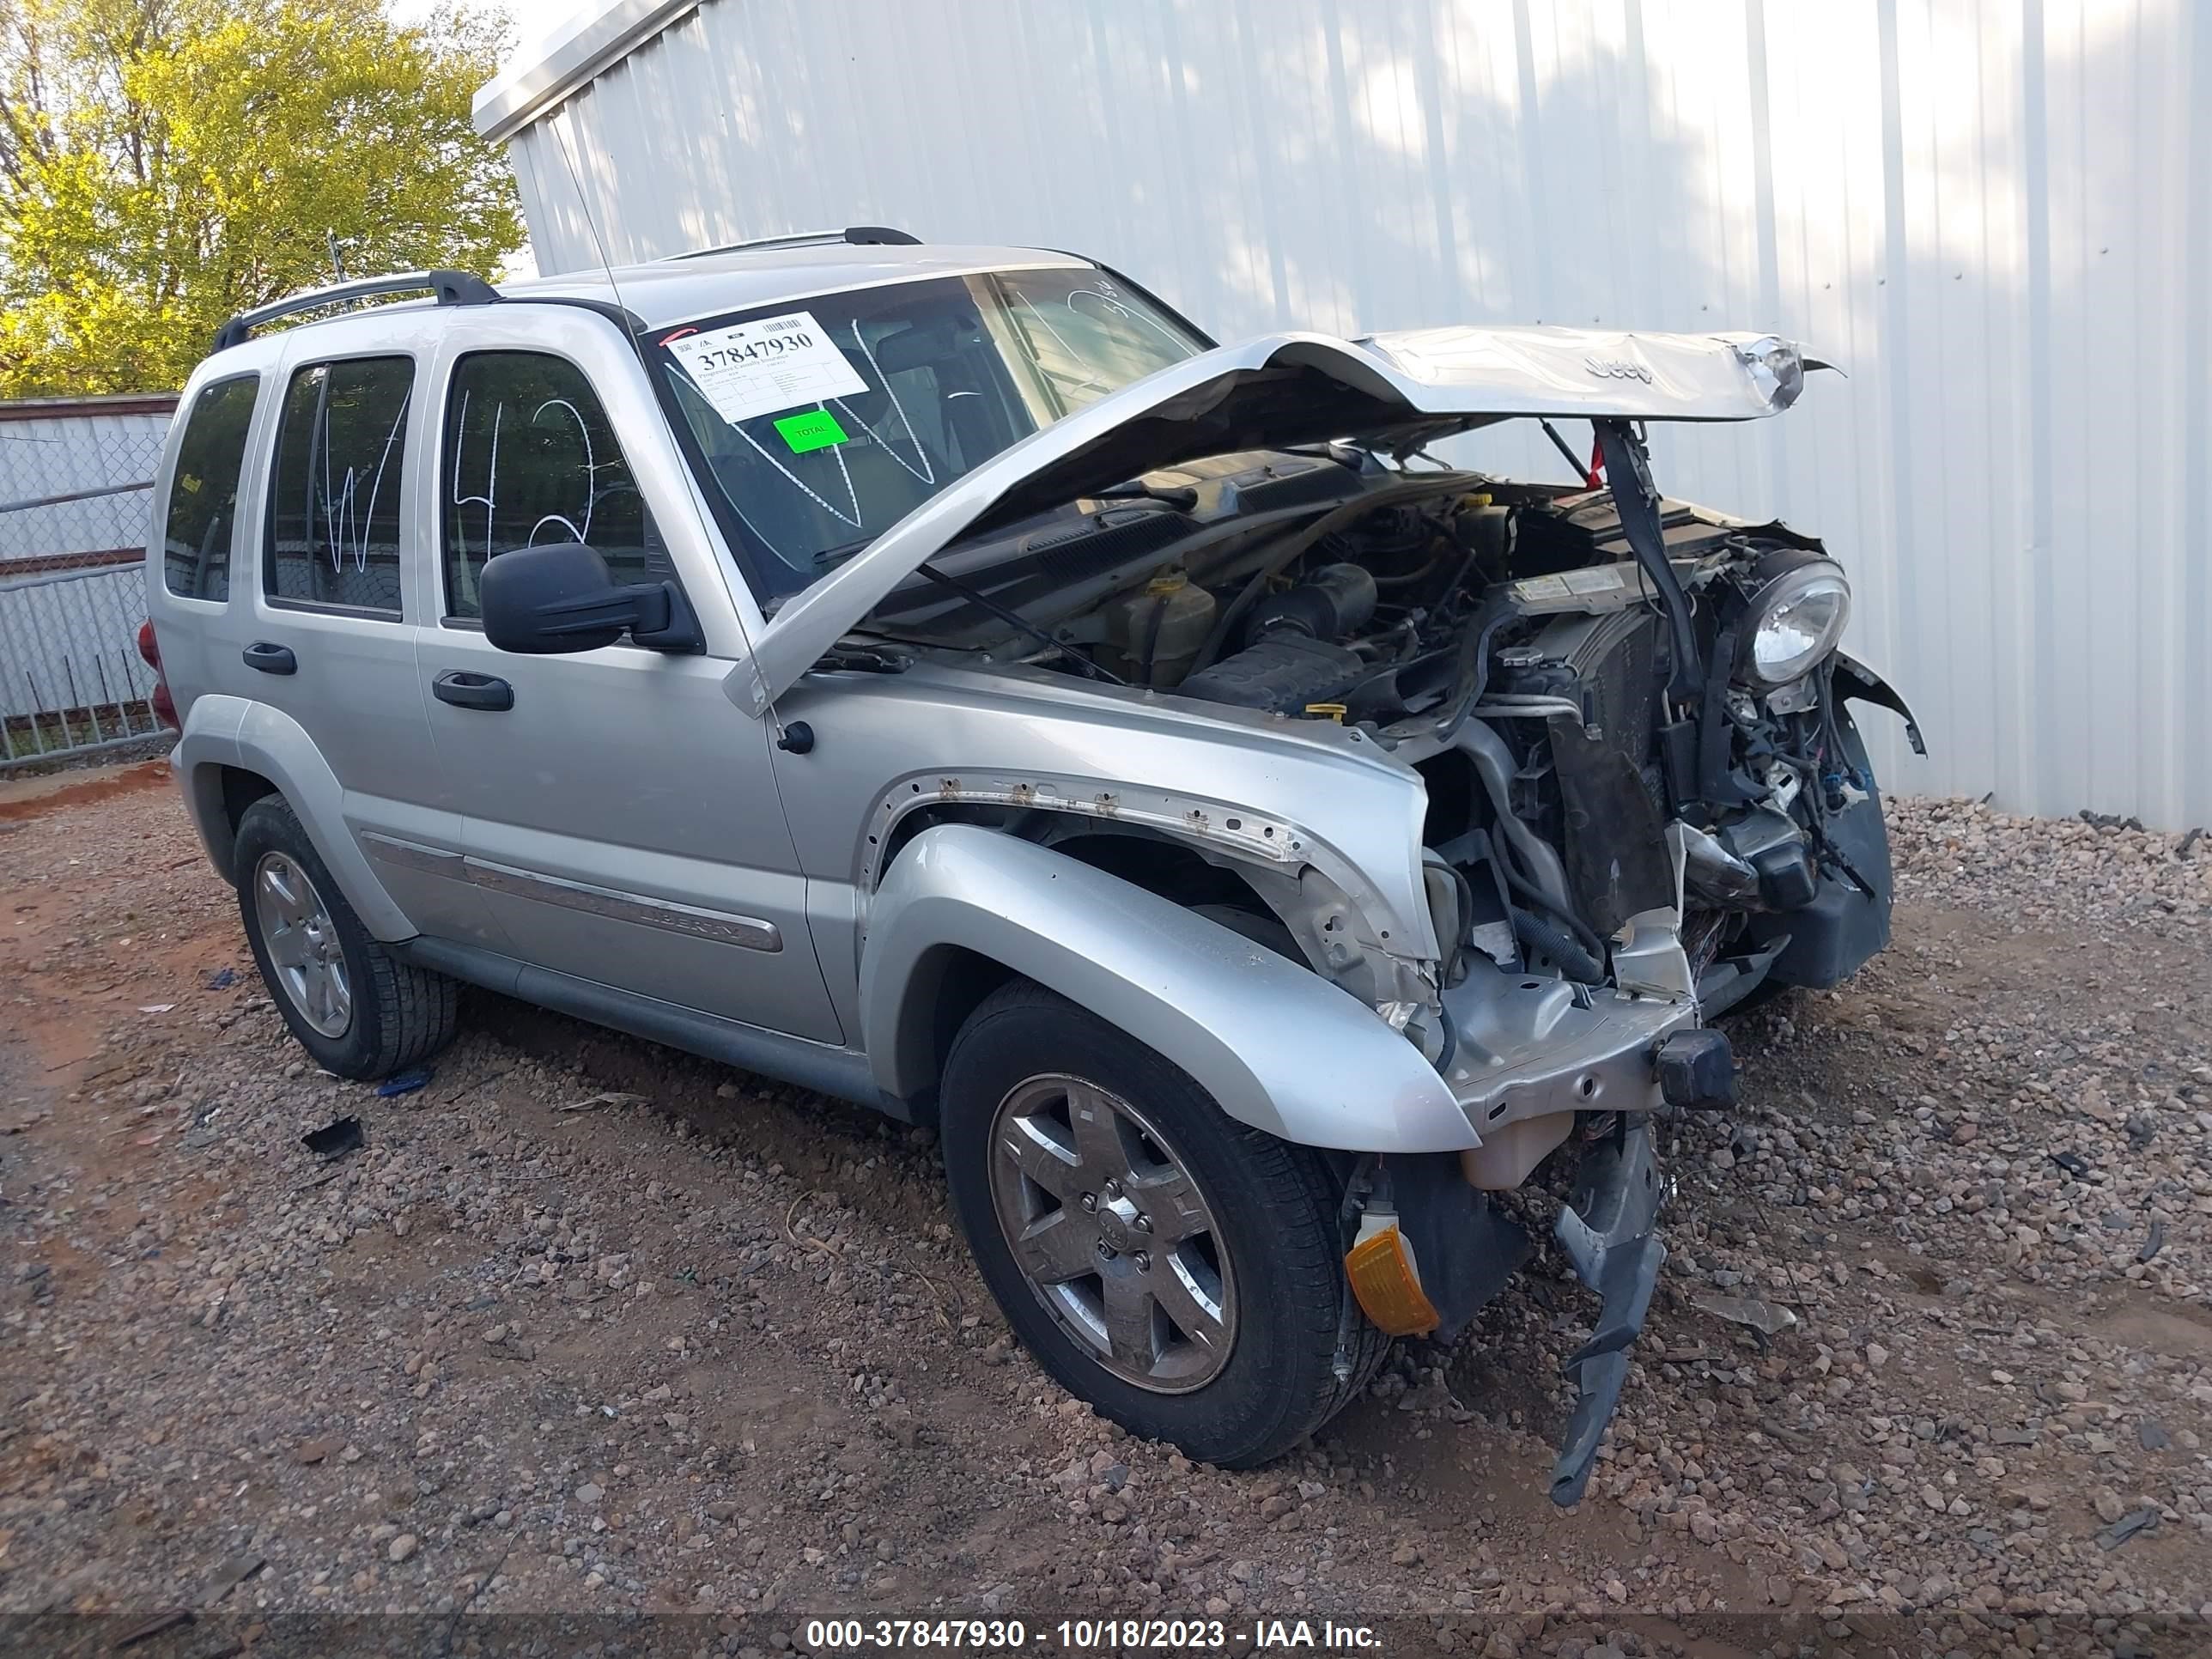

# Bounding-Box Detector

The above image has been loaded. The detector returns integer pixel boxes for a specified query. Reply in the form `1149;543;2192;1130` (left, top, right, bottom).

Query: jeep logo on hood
1583;356;1655;383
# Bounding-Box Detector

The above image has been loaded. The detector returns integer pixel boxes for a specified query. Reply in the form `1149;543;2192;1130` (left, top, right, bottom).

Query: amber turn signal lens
1344;1224;1440;1337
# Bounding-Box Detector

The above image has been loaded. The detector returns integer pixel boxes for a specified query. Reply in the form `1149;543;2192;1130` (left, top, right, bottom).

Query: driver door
416;336;843;1045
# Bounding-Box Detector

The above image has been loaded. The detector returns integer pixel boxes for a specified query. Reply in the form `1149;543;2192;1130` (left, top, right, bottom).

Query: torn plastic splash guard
1548;1117;1668;1506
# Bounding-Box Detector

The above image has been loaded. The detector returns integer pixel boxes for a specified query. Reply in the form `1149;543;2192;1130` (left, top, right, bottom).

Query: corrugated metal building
0;394;173;570
476;0;2210;830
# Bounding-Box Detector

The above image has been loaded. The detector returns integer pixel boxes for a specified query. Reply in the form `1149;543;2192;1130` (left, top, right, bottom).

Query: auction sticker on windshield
666;311;868;426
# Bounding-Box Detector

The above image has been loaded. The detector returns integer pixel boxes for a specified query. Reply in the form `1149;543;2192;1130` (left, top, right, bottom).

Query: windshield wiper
817;642;910;674
1092;477;1199;512
813;536;875;567
913;564;1126;684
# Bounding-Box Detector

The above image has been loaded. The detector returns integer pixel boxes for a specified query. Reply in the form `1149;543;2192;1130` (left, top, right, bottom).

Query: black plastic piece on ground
301;1115;363;1160
1656;1028;1736;1109
1548;1120;1668;1506
1550;1231;1665;1506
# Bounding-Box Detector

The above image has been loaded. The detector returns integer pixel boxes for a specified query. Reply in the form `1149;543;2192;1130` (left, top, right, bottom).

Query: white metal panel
0;401;173;560
498;0;2212;830
0;398;173;732
471;0;700;143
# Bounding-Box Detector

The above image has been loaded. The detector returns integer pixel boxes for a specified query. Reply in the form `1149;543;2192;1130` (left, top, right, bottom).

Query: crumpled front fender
860;824;1478;1152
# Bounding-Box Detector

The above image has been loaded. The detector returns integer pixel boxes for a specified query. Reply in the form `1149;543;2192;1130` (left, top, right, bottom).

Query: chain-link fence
0;394;177;769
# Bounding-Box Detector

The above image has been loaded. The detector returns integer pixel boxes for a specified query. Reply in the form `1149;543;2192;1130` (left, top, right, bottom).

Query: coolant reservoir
1097;573;1218;687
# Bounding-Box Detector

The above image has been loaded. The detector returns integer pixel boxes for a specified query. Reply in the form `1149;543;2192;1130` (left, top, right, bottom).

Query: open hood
735;325;1815;712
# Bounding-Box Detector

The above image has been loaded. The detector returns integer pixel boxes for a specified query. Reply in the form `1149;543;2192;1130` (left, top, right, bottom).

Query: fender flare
859;823;1477;1153
170;694;415;940
1834;652;1925;757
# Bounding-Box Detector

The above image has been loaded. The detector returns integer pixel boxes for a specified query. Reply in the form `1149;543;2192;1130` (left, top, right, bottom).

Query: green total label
774;409;848;453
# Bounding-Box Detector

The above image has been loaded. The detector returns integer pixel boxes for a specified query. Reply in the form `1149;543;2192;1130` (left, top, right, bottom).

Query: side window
161;374;259;600
440;350;666;621
264;356;414;615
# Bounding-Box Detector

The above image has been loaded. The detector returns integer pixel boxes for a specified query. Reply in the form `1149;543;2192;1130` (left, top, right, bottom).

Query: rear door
200;328;491;946
415;315;842;1044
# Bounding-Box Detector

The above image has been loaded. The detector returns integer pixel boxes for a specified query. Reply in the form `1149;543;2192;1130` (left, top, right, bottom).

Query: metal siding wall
0;407;171;559
509;0;2211;830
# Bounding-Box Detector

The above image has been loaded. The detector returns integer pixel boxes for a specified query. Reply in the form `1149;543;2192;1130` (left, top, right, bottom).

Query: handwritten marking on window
317;390;410;572
523;397;597;548
448;367;635;607
448;387;500;606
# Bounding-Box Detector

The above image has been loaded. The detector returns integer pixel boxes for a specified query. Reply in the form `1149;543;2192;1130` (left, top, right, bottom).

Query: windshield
649;267;1205;599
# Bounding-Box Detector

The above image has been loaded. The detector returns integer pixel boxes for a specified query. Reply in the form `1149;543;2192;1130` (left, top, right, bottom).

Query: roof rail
211;269;499;354
667;225;921;262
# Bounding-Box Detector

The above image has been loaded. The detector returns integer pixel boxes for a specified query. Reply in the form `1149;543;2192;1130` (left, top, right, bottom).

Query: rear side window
265;356;415;616
440;350;665;619
161;374;258;600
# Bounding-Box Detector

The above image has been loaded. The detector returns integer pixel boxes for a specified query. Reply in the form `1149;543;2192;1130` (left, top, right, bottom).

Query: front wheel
939;979;1384;1466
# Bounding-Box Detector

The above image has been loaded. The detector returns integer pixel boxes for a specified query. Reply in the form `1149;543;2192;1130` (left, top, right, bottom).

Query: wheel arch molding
859;823;1476;1153
171;694;414;941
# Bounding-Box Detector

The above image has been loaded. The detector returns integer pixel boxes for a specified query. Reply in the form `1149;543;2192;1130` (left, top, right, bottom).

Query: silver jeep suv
144;230;1917;1498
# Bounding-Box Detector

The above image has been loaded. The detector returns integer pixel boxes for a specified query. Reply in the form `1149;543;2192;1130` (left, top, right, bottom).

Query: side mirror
479;543;701;654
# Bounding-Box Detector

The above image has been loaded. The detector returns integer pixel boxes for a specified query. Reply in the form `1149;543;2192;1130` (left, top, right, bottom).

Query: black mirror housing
479;543;701;654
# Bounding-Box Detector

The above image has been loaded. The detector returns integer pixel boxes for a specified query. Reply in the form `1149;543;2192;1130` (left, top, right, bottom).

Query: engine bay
854;441;1905;1012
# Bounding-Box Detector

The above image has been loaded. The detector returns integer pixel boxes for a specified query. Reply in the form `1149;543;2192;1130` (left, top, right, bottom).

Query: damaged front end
1324;420;1919;1504
770;312;1918;1495
1341;1045;1714;1506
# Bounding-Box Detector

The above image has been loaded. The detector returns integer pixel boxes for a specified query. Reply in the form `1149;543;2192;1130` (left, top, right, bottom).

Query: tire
939;979;1387;1467
233;795;457;1080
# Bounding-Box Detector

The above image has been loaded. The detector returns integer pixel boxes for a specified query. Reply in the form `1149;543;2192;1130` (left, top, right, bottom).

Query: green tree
0;0;522;395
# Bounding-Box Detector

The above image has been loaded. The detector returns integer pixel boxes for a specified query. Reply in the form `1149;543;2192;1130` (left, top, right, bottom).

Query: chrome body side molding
360;833;781;952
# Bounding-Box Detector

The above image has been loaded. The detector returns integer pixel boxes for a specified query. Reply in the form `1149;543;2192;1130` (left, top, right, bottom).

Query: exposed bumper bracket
1439;966;1699;1138
1548;1118;1668;1506
1655;1027;1736;1110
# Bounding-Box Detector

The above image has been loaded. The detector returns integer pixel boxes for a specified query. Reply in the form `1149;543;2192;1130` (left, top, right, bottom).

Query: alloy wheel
985;1073;1237;1392
252;850;352;1038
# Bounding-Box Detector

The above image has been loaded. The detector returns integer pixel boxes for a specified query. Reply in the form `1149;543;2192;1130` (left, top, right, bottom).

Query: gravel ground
1;763;2208;1656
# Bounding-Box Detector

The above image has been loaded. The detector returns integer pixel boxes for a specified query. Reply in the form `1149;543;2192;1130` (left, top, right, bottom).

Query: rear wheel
234;796;457;1080
939;979;1385;1466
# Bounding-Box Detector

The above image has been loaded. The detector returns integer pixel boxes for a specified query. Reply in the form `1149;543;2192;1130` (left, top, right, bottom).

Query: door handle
242;641;295;675
432;669;514;711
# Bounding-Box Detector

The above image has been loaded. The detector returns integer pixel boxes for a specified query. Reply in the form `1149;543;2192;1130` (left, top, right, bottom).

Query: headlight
1736;554;1851;689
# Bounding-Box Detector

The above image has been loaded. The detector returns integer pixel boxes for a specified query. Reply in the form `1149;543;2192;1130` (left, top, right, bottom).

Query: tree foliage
0;0;522;395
